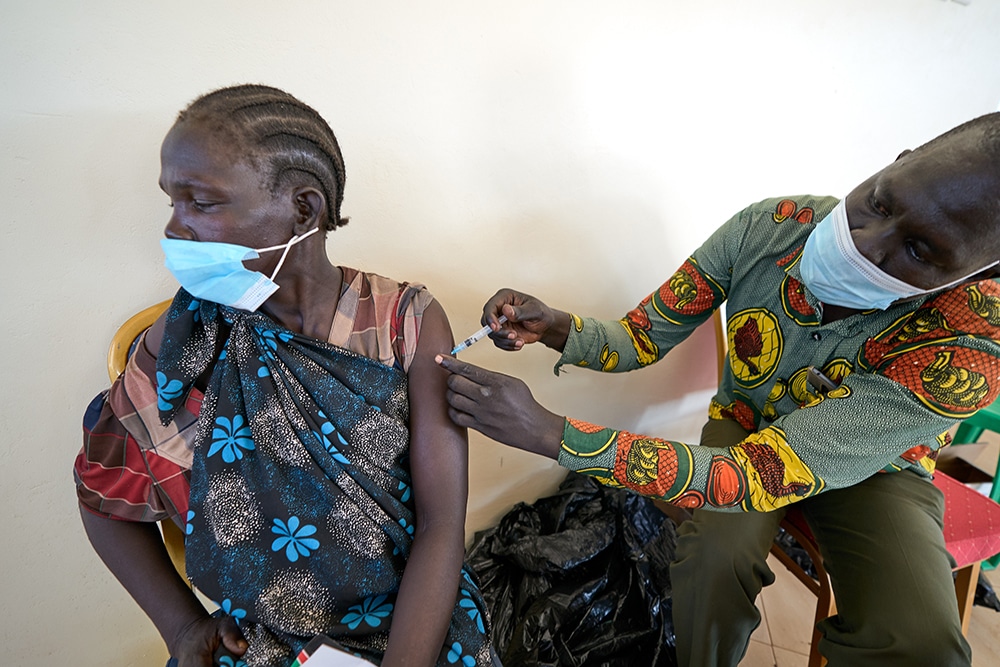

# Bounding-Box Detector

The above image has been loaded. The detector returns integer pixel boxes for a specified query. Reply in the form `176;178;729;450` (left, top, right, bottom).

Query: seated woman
74;85;493;667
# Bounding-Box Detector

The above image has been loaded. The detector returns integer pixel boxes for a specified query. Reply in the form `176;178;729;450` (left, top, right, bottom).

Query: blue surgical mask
161;227;319;311
799;200;997;310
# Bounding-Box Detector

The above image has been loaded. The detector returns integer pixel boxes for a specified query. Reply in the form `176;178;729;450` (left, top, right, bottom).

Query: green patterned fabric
556;196;1000;512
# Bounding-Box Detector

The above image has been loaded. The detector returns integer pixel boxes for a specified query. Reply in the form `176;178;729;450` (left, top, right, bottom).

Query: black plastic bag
467;474;678;667
976;571;1000;611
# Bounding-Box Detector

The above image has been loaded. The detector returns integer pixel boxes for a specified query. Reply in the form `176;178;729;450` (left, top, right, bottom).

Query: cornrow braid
178;84;349;231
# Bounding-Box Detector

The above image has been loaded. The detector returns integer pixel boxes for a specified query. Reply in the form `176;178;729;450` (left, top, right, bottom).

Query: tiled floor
739;542;1000;666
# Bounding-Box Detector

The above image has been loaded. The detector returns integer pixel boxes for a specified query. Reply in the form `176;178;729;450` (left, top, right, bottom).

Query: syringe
451;316;508;355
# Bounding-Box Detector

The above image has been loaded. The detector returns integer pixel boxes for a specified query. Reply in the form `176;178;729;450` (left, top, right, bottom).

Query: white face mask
799;200;997;310
161;227;319;311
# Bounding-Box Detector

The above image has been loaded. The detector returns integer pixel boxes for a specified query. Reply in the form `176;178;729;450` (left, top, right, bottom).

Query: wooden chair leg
772;518;834;667
954;561;981;637
807;554;834;667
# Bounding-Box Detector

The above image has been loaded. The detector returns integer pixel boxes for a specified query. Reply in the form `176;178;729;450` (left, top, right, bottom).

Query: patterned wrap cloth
76;270;492;667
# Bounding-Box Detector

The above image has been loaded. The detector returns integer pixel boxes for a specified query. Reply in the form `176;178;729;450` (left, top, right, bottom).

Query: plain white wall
3;1;999;664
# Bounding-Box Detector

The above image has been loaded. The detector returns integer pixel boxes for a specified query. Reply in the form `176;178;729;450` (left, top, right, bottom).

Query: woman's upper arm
406;298;469;527
142;312;168;358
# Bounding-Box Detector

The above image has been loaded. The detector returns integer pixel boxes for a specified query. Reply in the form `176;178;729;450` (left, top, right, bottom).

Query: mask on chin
799;200;997;311
161;227;319;312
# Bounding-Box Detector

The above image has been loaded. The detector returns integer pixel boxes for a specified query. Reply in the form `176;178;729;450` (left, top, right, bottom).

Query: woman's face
159;120;295;271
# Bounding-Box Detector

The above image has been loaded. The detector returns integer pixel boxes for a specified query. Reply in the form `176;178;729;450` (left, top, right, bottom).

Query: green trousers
669;418;972;667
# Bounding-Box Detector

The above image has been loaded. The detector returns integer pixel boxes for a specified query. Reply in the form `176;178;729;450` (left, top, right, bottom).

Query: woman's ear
292;187;327;232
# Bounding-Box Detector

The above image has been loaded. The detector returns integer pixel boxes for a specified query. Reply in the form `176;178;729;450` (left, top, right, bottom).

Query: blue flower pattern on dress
341;594;393;630
459;589;485;634
393;517;415;555
258;329;295;357
187;298;201;322
218;657;246;667
208;415;255;463
314;411;350;464
259;329;278;355
185;510;195;535
271;516;320;562
218;598;247;625
255;330;295;376
447;642;476;666
156;371;185;412
397;480;411;502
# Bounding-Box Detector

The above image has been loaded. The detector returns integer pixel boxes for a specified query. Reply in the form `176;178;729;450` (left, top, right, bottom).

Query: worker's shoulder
739;194;840;225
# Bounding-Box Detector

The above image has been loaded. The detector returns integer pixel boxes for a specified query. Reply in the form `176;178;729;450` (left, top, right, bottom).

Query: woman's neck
260;261;343;339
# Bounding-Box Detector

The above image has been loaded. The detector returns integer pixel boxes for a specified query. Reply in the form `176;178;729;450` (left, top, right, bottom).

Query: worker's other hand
435;354;563;459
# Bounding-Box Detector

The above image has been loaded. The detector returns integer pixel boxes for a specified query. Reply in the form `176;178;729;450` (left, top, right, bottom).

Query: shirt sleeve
74;339;192;523
392;282;434;374
75;390;185;522
559;336;998;513
333;269;433;373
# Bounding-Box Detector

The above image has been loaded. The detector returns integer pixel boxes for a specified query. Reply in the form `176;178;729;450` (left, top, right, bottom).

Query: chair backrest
107;299;172;381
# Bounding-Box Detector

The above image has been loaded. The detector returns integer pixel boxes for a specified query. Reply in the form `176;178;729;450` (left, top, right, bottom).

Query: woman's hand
171;616;248;667
483;289;571;352
78;509;248;667
435;355;564;459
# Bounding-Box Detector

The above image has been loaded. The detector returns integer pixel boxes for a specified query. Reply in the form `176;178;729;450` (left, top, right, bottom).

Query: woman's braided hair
178;84;349;231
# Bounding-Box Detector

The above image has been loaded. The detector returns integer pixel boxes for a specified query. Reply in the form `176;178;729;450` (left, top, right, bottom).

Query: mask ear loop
255;227;321;280
922;259;1000;293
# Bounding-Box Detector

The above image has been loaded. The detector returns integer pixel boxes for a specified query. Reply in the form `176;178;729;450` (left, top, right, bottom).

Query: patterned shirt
556;196;1000;512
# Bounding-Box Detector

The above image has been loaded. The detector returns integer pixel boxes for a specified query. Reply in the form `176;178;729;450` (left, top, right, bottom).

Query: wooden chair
107;299;187;578
771;472;1000;666
106;299;173;379
709;310;1000;667
766;510;833;667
